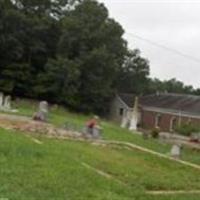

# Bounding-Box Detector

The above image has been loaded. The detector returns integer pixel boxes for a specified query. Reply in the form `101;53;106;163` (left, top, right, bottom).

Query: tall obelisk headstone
129;96;138;131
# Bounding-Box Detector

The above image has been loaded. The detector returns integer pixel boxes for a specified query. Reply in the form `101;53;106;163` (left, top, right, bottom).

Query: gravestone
83;124;102;139
190;133;200;143
4;95;11;110
92;126;102;139
0;93;18;112
33;101;48;122
121;116;129;128
129;97;139;131
170;144;181;159
0;92;3;107
39;101;48;114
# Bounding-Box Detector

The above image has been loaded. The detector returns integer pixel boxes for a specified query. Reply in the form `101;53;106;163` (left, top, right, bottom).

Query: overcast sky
99;0;200;88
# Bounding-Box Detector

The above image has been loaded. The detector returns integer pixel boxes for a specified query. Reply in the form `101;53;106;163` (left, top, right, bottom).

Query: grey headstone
33;101;48;122
170;144;181;159
39;101;48;114
91;126;102;139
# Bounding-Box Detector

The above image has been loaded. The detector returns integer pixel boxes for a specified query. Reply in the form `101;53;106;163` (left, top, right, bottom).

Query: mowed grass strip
0;128;200;200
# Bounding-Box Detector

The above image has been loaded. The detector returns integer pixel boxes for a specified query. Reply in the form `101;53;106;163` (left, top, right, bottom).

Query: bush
175;123;200;136
150;128;160;138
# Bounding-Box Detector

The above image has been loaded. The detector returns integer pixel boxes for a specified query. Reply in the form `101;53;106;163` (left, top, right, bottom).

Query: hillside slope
1;128;200;199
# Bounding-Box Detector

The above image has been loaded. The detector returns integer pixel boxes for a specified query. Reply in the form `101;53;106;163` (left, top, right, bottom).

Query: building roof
118;93;136;108
119;93;200;115
141;93;200;115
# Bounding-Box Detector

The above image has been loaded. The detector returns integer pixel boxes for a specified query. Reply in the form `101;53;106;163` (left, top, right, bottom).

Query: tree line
0;0;199;114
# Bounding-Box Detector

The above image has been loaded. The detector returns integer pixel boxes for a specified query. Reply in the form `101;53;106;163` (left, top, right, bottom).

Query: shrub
175;123;200;136
150;128;160;138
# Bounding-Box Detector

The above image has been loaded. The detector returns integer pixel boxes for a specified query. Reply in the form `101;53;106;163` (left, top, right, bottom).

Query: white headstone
4;95;11;110
170;144;181;159
129;115;138;130
0;92;4;107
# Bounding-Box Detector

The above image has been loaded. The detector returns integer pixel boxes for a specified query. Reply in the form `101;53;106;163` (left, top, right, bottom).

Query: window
155;114;162;128
170;117;177;132
119;108;124;116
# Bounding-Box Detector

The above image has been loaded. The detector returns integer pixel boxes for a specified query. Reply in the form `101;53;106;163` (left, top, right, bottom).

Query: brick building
110;93;200;132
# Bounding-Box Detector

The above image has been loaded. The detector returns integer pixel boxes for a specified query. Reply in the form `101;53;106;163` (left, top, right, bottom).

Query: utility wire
126;32;200;64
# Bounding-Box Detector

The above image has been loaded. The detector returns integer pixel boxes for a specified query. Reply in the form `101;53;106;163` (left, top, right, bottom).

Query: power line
126;32;200;64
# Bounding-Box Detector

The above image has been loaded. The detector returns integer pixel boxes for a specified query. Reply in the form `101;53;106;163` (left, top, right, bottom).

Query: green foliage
175;123;200;136
57;0;127;113
0;63;31;96
35;57;80;107
1;0;199;115
0;0;129;114
150;127;160;138
147;78;195;95
78;47;119;114
116;49;150;95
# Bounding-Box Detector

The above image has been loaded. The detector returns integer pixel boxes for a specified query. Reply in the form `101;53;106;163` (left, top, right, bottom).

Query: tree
0;0;62;98
147;78;195;95
78;47;119;114
0;63;31;96
3;0;199;115
116;49;150;95
35;58;80;108
58;0;127;113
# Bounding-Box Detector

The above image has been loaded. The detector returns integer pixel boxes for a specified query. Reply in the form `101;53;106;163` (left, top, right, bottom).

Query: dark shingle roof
119;93;200;115
118;93;136;108
140;93;200;115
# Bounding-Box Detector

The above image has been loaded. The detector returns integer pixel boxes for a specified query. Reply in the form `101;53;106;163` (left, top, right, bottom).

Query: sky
99;0;200;88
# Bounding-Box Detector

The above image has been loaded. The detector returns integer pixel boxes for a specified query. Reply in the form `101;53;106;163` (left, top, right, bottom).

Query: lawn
9;99;200;165
0;98;200;199
0;128;200;200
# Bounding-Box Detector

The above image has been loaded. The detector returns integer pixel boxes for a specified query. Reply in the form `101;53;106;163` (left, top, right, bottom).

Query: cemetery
0;98;200;199
1;1;200;199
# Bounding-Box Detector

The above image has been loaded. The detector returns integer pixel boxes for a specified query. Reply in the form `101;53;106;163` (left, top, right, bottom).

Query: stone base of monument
33;111;47;122
0;107;18;113
190;133;200;143
82;126;102;139
92;127;102;139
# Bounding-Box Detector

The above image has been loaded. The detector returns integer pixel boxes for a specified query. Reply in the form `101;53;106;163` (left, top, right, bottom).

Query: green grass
7;99;200;166
0;99;200;199
1;128;200;200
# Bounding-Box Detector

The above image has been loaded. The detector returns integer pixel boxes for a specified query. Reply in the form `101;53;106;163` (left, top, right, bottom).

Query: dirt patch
0;114;82;139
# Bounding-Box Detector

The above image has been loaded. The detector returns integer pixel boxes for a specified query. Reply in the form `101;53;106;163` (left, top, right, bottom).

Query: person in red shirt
86;116;99;135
